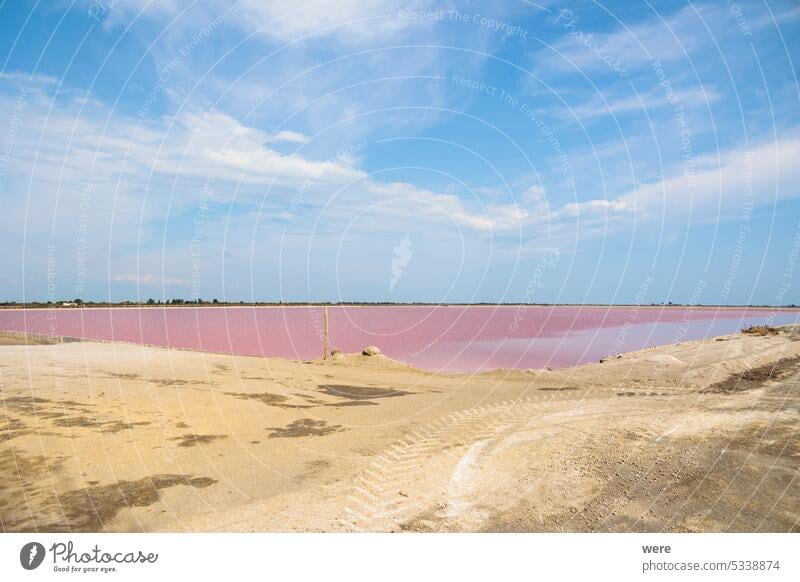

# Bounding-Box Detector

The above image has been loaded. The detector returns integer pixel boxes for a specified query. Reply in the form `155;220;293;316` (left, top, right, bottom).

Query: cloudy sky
0;0;798;304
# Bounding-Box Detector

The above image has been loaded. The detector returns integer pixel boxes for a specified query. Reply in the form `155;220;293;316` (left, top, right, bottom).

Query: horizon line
1;301;798;309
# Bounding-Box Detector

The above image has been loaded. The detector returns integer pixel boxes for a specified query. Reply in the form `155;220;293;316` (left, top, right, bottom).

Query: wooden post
323;306;329;359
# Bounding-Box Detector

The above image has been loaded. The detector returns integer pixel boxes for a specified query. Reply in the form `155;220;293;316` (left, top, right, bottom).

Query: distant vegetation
0;299;797;309
741;325;782;336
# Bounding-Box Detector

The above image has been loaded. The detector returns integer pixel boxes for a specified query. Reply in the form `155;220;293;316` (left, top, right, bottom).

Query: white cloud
522;184;544;201
0;71;60;87
112;273;155;284
94;0;435;45
264;129;310;144
235;0;433;44
543;4;716;74
629;137;800;215
552;85;720;122
551;136;800;227
111;273;189;285
0;78;527;240
3;74;798;298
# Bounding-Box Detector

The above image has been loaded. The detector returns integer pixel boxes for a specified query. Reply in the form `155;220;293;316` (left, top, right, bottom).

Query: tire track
342;389;670;531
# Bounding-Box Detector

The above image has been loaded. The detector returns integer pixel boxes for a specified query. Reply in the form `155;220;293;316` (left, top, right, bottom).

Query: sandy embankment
1;327;798;532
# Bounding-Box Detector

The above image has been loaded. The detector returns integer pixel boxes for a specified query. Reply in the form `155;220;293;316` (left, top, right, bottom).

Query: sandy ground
1;327;798;532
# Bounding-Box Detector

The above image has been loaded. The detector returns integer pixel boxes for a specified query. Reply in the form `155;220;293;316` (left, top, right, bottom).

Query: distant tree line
0;299;797;309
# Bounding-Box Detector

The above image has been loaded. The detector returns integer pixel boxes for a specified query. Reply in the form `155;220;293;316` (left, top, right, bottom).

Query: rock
330;349;343;360
361;345;381;356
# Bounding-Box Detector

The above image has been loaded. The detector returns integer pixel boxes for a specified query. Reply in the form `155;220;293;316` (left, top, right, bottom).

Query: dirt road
1;327;798;532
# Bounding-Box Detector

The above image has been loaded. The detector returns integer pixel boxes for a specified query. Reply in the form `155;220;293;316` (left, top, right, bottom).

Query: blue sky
0;0;798;304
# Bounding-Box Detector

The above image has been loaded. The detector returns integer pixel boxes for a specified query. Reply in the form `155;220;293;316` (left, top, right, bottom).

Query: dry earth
1;326;798;532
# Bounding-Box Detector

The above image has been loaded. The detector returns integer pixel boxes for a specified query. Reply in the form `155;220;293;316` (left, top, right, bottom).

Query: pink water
0;306;797;371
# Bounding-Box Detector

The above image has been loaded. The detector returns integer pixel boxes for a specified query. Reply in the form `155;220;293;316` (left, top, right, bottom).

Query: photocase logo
390;235;413;292
20;542;46;570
